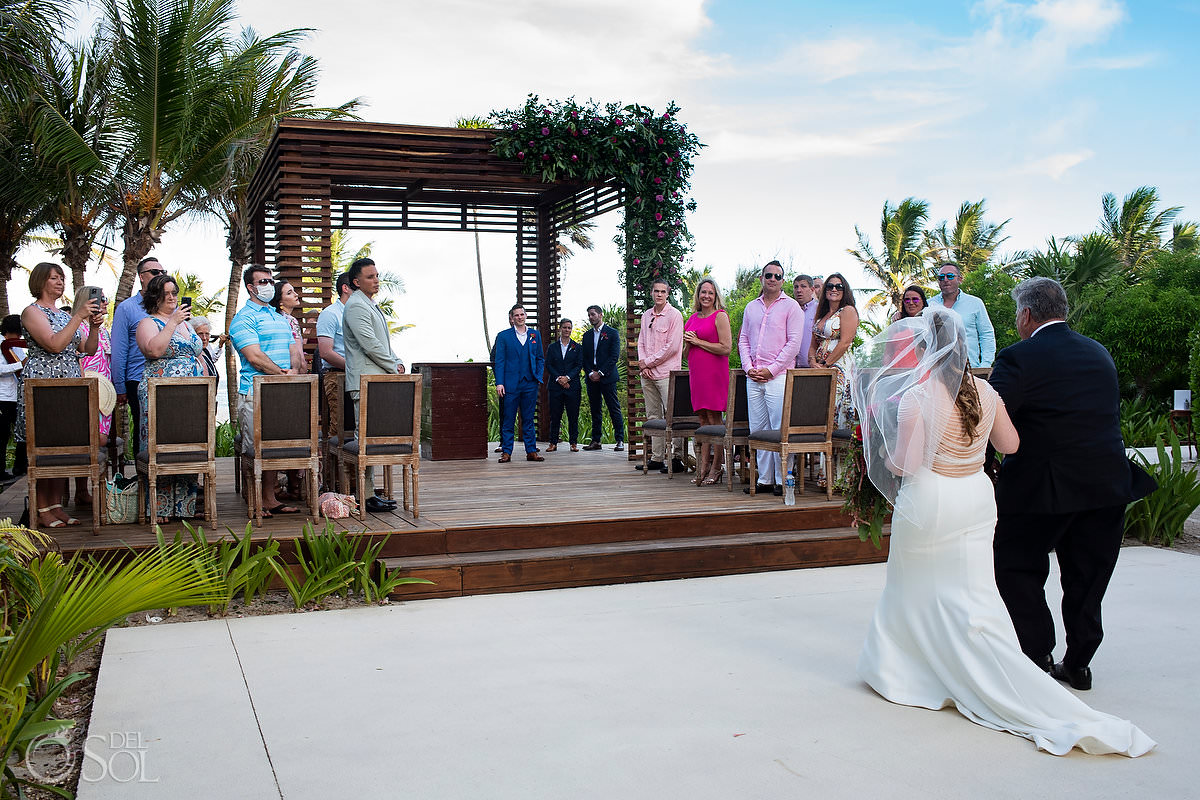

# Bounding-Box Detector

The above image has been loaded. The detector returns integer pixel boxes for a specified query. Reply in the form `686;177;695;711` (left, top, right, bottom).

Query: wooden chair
136;377;218;527
338;373;422;520
24;377;106;534
748;368;838;501
243;374;320;526
641;370;703;478
692;370;750;492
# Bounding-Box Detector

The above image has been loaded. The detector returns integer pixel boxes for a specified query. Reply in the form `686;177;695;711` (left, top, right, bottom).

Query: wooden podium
413;362;491;460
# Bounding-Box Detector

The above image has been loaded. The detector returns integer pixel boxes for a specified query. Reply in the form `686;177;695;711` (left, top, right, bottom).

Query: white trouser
747;371;786;485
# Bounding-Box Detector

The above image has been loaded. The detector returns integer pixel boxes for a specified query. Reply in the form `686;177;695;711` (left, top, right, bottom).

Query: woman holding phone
18;262;104;527
136;274;208;519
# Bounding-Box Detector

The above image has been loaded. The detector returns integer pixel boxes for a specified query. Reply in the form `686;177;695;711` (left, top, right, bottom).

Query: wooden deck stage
2;447;888;598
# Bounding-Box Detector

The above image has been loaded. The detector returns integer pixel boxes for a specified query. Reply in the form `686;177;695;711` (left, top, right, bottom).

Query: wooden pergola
246;118;643;450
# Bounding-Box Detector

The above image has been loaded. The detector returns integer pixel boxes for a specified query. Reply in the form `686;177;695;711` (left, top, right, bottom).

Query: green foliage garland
490;95;702;306
835;427;892;549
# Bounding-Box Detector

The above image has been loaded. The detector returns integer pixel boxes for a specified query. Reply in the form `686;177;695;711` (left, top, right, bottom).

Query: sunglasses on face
140;268;166;277
903;298;923;305
763;272;783;281
825;283;845;292
936;273;958;281
253;278;273;285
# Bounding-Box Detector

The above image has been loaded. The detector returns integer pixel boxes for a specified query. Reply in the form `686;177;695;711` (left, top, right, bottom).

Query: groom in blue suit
493;303;546;462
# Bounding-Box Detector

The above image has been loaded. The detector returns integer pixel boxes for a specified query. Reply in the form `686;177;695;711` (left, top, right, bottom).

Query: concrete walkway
80;546;1197;799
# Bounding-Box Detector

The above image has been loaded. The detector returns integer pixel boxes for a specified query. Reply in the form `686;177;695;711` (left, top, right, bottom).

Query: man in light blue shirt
111;256;166;454
229;264;297;515
316;271;353;436
928;261;996;367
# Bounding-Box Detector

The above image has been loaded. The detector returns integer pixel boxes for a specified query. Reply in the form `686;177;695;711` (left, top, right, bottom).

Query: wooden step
382;527;890;600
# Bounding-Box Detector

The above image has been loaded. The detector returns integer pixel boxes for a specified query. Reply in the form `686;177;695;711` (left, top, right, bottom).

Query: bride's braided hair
930;311;983;442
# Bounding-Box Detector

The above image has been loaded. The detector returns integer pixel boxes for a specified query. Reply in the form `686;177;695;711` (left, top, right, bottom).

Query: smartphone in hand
180;297;193;310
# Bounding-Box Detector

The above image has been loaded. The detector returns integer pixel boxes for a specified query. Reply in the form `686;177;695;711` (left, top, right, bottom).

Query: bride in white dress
850;309;1154;757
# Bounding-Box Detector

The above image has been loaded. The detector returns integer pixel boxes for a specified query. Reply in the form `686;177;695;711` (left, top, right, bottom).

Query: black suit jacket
990;323;1153;515
582;325;620;385
546;338;582;391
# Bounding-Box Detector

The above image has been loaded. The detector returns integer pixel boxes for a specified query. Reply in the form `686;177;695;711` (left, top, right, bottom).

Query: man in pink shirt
737;261;804;495
636;279;685;472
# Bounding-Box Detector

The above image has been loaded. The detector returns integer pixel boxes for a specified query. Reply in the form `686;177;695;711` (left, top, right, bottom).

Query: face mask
255;283;276;304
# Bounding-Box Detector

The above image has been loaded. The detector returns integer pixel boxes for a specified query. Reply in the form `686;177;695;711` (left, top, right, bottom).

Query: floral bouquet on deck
836;423;892;549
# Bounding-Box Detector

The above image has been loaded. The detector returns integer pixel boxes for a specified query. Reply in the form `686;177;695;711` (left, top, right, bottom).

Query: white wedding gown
857;380;1155;757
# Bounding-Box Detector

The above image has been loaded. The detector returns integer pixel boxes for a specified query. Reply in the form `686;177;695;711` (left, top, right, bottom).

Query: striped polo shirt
230;300;294;395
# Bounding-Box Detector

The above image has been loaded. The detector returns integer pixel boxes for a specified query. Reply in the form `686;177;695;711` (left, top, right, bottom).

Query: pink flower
633;258;641;265
528;140;535;146
655;212;663;221
517;151;525;159
657;138;664;144
634;196;642;204
655;194;664;202
653;177;662;184
665;157;674;164
511;123;519;130
644;117;652;123
657;231;665;238
571;111;578;119
571;130;578;137
542;154;551;161
571;154;578;161
541;127;550;136
582;128;589;135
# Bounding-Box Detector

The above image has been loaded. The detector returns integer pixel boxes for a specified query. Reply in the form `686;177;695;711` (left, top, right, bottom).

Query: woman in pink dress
683;278;732;485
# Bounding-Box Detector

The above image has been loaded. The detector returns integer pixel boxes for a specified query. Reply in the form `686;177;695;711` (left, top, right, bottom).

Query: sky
16;0;1200;369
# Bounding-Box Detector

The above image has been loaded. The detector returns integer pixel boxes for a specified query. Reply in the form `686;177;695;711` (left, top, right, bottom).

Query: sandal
702;469;725;486
37;505;66;528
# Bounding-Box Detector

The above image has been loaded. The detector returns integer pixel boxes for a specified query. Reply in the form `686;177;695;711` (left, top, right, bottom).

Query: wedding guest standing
581;305;624;451
890;285;928;322
111;256;165;454
545;318;582;452
738;261;804;496
636;279;684;472
809;272;860;429
493;303;545;462
136;274;208;519
683;277;731;485
76;287;114;505
886;285;928;368
928;262;995;367
792;274;819;368
18;262;103;528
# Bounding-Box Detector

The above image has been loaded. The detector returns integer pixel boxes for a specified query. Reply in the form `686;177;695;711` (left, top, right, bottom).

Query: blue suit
493;326;545;454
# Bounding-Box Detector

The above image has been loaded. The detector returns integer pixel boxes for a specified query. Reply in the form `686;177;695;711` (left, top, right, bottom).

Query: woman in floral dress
809;272;860;485
18;263;104;528
135;274;208;519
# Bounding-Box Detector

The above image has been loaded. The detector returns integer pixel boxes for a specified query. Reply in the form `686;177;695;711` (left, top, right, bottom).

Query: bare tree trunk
474;227;489;354
115;213;160;303
224;217;250;416
0;258;12;317
60;225;91;293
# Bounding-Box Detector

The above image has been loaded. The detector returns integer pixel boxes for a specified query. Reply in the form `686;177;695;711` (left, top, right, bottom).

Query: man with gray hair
990;277;1155;692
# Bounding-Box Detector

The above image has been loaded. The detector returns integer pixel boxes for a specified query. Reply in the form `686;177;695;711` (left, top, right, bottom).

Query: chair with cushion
242;374;320;526
24;377;106;534
136;376;218;527
337;373;422;520
748;368;838;501
691;369;750;492
641;370;702;479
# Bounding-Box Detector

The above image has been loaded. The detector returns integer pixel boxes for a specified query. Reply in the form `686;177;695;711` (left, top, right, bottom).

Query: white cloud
1018;149;1096;179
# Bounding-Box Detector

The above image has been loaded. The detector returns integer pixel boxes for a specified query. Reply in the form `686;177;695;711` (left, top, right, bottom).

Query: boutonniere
600;332;608;341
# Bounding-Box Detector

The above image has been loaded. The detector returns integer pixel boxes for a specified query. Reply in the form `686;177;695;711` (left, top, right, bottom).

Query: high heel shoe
702;468;725;486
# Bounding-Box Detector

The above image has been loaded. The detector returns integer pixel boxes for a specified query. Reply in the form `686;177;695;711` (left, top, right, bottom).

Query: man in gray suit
343;257;403;513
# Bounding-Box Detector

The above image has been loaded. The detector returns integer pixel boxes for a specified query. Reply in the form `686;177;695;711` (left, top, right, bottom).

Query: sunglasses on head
936;273;958;281
140;268;166;277
763;272;783;281
825;283;844;292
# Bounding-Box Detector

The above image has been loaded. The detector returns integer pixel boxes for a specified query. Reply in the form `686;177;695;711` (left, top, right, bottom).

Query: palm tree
27;34;118;292
0;97;57;315
0;0;69;100
924;200;1010;276
1168;221;1198;255
1020;233;1121;322
174;272;224;317
847;198;932;316
1100;186;1182;273
101;0;320;302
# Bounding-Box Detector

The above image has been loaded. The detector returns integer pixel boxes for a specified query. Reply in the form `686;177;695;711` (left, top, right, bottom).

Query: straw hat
84;369;117;416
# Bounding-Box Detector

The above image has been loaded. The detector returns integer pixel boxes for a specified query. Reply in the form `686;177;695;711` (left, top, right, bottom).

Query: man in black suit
546;318;582;452
581;304;624;451
991;277;1155;691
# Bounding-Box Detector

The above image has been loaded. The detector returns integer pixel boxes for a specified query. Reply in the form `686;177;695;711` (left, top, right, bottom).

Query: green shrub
1190;325;1199;411
1120;397;1170;448
960;263;1020;353
1125;432;1200;546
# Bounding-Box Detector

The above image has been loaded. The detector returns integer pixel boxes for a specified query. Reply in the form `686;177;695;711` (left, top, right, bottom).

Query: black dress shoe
670;458;687;473
743;483;774;495
773;485;784;496
1050;661;1092;691
365;496;395;514
582;442;602;451
637;460;666;472
1034;653;1053;673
